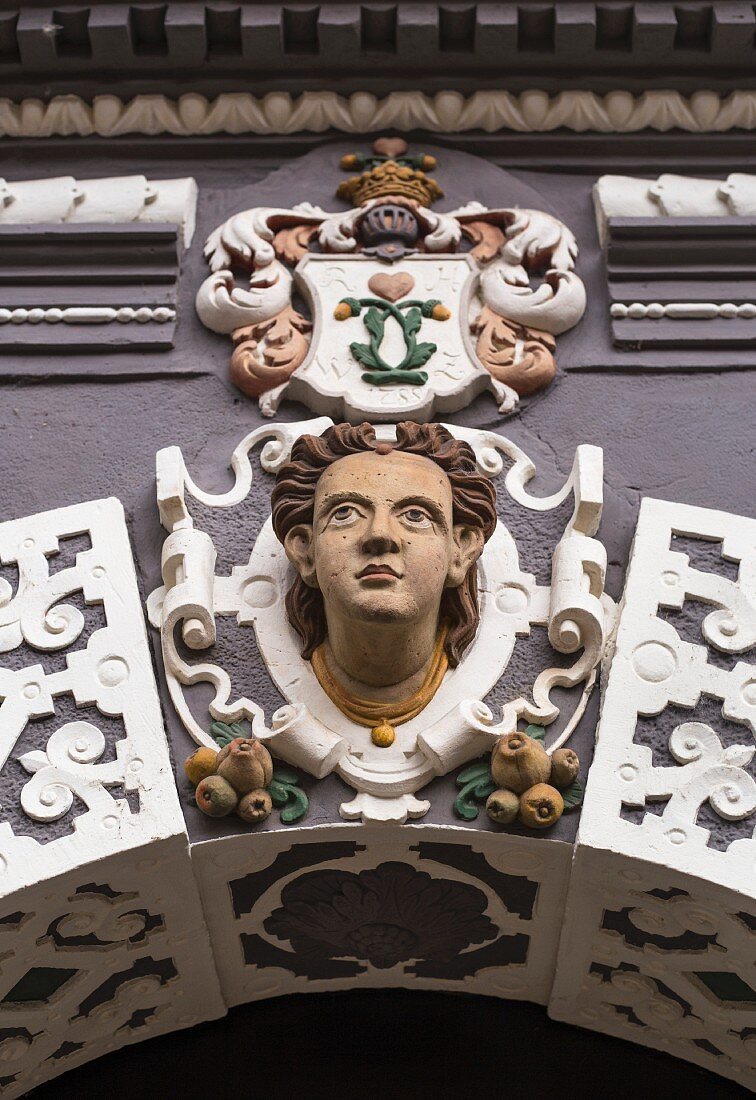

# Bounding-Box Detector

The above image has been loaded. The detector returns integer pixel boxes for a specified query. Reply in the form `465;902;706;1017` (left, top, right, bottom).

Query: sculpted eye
329;504;362;525
400;507;432;528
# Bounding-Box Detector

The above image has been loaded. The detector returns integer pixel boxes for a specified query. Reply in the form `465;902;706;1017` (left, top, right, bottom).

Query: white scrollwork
196;261;294;334
19;720;125;822
552;843;756;1091
456;205;586;336
623;722;756;826
446;425;604;536
575;497;756;893
45;889;152;947
0;496;187;896
149;421;611;823
197;204;328;334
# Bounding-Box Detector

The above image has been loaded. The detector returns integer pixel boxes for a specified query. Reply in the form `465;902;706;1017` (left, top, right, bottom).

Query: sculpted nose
361;510;400;555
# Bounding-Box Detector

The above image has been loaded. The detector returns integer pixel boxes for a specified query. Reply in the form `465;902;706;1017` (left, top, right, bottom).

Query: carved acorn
237;788;273;824
216;737;273;794
195;775;238;818
486;789;519;825
184;746;219;787
518;783;564;829
550;748;580;789
491;733;551;794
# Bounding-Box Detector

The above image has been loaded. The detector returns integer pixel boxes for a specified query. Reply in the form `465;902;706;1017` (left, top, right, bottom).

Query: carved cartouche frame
148;420;612;825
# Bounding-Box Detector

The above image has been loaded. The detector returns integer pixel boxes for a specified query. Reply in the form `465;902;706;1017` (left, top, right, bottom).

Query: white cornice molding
0;174;197;245
593;171;756;244
2;90;756;139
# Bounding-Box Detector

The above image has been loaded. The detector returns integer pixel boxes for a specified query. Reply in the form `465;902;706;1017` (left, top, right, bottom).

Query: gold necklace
311;627;449;748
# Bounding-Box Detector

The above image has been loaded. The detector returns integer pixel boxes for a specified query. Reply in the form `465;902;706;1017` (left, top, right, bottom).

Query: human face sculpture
282;449;484;632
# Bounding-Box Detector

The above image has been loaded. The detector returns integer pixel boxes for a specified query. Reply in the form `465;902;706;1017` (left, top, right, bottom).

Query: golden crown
337;137;443;207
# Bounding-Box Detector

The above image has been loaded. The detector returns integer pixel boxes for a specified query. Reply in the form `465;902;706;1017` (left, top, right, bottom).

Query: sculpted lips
357;563;402;581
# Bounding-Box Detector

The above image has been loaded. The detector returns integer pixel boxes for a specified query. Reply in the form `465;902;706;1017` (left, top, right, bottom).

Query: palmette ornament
196;137;586;422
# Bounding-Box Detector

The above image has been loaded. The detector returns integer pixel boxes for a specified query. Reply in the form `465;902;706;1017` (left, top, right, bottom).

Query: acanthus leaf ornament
195;139;587;422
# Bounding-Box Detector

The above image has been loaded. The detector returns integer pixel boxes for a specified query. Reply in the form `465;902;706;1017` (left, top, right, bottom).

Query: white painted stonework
0;498;187;879
192;822;573;1010
0;497;224;1098
0;175;197;246
148;419;611;824
196;201;585;420
550;497;756;1091
575;497;756;891
0;306;176;326
611;302;756;321
594;171;756;242
4;90;756;140
551;848;756;1091
1;483;754;1092
277;253;497;422
0;840;223;1098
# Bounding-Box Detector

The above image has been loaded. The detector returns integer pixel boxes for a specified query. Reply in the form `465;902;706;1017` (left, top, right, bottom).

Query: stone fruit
183;746;219;787
491;733;551;794
195;774;238;817
550;748;580;789
237;788;273;824
486;789;519;825
518;783;564;829
216;737;273;794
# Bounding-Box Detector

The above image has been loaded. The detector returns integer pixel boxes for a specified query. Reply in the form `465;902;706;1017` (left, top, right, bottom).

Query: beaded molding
0;306;176;325
2;90;756;139
611;302;756;320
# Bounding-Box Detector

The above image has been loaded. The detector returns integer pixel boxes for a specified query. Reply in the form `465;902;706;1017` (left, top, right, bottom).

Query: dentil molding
2;90;756;140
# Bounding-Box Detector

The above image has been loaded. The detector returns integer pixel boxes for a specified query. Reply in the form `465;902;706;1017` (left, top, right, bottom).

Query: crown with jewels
337;137;443;207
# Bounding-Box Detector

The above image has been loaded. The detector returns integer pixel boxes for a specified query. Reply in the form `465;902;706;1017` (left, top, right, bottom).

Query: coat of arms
196;139;586;421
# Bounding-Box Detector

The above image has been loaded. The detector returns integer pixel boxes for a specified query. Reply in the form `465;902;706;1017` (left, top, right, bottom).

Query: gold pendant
371;721;395;748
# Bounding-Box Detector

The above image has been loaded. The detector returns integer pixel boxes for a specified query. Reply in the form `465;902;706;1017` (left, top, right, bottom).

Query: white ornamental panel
0;497;225;1098
0;497;187;881
550;497;756;1091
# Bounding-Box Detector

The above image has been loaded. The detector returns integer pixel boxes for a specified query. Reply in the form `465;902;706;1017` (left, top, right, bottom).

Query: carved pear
518;783;564;829
550;748;580;789
486;789;520;825
491;733;551;794
195;775;238;818
237;789;273;824
183;746;219;787
217;737;273;794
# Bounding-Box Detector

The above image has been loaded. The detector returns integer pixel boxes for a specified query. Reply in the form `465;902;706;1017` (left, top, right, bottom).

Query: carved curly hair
271;422;497;667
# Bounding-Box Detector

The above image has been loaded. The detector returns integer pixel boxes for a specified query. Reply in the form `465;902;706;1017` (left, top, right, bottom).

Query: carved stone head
271;422;497;668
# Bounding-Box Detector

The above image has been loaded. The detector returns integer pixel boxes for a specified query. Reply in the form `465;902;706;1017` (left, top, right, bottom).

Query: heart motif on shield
367;272;416;303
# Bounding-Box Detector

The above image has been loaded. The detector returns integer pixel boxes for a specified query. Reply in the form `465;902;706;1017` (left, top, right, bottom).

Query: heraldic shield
196;139;587;422
291;253;486;422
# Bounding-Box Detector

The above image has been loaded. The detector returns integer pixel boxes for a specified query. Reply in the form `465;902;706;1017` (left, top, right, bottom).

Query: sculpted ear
283;524;319;588
446;525;485;588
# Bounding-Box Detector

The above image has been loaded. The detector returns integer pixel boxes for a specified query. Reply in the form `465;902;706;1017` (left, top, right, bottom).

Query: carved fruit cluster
486;734;580;829
185;737;274;824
